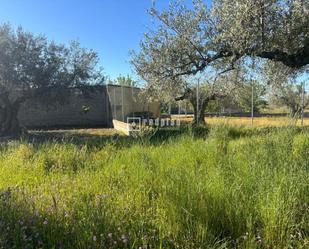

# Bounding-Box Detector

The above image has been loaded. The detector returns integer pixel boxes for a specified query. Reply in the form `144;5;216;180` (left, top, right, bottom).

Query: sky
0;0;211;80
0;0;307;86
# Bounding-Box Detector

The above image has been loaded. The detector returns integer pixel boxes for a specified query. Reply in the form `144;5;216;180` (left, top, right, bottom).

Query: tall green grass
0;126;308;248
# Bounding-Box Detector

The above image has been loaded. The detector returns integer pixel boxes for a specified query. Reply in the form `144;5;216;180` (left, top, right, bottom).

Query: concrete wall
18;85;160;129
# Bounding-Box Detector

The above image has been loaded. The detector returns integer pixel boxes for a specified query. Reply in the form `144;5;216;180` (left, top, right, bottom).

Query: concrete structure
112;120;131;136
106;84;160;122
18;85;160;129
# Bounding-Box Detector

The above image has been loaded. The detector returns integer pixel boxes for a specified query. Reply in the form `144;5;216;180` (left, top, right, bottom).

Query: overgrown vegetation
0;126;308;248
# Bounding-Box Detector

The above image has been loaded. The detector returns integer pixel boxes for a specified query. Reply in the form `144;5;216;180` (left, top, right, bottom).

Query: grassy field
175;115;309;127
206;117;308;126
0;126;308;248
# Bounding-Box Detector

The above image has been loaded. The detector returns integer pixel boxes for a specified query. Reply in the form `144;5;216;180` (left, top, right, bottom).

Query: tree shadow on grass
19;129;136;149
2;125;305;150
21;127;202;148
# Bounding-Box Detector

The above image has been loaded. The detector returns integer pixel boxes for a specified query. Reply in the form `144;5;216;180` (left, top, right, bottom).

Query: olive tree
261;57;309;118
131;1;241;124
270;82;309;118
131;0;308;124
0;24;104;137
214;0;309;69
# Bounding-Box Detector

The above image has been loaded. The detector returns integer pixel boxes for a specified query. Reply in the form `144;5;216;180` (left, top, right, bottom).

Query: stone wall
18;85;160;129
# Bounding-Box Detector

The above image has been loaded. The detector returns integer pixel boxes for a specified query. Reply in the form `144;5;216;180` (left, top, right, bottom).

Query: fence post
113;87;116;120
251;82;254;126
121;85;124;122
301;81;305;127
197;78;200;125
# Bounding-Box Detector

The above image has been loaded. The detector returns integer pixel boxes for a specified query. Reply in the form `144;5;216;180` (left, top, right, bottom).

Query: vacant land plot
207;117;309;127
0;126;308;248
175;115;309;127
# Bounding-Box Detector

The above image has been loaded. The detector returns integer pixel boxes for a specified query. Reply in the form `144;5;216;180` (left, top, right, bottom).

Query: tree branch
150;8;208;62
254;43;309;68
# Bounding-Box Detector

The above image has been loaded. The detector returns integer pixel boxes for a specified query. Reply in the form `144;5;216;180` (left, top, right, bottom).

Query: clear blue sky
0;0;210;80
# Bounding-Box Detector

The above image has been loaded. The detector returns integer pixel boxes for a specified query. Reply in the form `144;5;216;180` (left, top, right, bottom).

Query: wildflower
43;220;48;225
121;235;128;244
242;232;249;240
93;236;97;242
256;235;262;243
108;233;113;239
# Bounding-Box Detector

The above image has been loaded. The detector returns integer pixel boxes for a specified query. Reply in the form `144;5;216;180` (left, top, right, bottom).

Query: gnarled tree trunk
175;88;214;125
0;92;21;137
190;97;209;125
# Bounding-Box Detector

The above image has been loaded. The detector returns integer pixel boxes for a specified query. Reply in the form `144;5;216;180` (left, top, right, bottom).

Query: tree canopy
131;0;309;123
112;75;137;87
270;82;308;118
214;0;309;68
133;0;309;78
0;24;105;136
